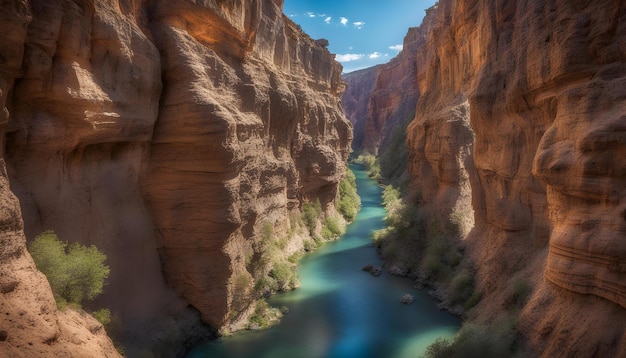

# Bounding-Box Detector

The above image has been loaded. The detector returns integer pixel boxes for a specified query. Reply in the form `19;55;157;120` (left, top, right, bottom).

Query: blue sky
283;0;438;73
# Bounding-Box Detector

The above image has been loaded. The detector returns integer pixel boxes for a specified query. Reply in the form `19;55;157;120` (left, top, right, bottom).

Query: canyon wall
1;0;350;355
0;3;119;355
412;0;626;355
342;66;378;151
356;0;625;356
342;21;434;155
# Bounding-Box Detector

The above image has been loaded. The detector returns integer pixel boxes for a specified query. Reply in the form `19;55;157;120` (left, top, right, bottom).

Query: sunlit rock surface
1;0;351;354
357;0;626;356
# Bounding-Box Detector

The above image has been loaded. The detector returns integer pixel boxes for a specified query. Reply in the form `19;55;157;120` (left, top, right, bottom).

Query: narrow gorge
1;0;625;357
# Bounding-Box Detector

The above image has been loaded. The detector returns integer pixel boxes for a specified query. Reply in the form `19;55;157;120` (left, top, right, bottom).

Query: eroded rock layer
1;0;351;354
360;0;625;356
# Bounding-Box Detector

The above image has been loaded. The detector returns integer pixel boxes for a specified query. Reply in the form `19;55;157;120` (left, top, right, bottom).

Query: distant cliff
0;0;351;355
355;0;626;356
342;22;431;155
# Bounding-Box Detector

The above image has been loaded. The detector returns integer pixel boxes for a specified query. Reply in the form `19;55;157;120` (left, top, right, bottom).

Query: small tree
28;230;110;306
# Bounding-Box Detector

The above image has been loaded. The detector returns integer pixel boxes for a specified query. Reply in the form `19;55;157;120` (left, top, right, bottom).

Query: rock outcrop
355;0;626;356
1;0;351;354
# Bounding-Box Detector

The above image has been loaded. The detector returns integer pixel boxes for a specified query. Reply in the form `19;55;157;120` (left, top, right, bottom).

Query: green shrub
248;300;284;330
423;318;522;358
28;230;110;306
302;200;322;234
337;169;361;221
270;261;298;290
92;308;112;326
422;337;454;358
353;154;381;179
449;270;475;305
321;217;342;240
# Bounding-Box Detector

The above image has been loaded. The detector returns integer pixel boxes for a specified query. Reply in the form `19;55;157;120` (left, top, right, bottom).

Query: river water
186;165;459;358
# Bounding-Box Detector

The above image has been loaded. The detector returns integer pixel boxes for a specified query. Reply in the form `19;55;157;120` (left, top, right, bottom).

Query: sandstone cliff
1;0;351;355
360;0;625;356
342;66;378;151
342;23;427;155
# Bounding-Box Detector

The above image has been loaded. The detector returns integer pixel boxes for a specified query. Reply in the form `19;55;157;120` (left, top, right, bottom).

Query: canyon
1;0;625;356
346;0;626;356
1;0;350;355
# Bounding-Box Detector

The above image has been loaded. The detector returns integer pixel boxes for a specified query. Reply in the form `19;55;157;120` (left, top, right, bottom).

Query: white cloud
306;11;316;18
369;52;382;59
336;53;364;62
389;44;403;51
340;17;349;26
353;21;365;29
324;16;332;24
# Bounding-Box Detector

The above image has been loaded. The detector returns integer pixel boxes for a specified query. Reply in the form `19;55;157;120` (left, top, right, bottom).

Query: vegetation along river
187;165;460;358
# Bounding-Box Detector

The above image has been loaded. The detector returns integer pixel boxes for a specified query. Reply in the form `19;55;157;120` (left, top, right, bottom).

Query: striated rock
2;0;351;351
142;0;351;331
358;0;626;355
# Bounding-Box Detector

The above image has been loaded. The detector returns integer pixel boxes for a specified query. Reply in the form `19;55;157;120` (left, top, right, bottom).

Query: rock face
342;66;378;150
358;0;626;356
1;0;351;354
0;160;121;357
342;24;427;155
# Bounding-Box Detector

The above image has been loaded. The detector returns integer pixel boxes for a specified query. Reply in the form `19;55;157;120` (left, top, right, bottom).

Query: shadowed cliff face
0;0;351;352
354;0;625;355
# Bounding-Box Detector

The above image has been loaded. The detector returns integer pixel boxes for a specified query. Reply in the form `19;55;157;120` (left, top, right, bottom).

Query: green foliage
423;318;523;358
422;337;454;358
353;154;381;179
231;273;252;314
92;308;111;326
249;222;300;297
302;200;322;235
248;300;283;330
28;230;110;306
448;270;475;306
270;261;298;291
337;168;361;221
321;217;342;240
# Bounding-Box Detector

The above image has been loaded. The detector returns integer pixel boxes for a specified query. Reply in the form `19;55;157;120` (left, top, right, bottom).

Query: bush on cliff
423;318;523;358
337;168;361;221
302;200;322;235
27;230;110;306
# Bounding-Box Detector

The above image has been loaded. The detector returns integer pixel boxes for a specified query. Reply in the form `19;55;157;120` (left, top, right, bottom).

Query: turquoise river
187;165;460;358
